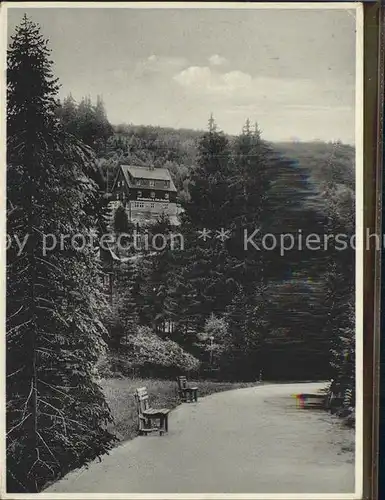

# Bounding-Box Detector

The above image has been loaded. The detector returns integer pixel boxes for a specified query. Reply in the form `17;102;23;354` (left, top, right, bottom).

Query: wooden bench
177;376;198;403
134;387;170;436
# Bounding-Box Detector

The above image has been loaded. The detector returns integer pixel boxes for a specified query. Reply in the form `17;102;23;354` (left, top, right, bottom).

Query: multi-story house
109;164;182;226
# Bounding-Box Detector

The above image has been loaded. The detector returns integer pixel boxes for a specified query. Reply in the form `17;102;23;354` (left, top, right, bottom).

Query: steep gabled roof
118;165;177;192
122;165;172;181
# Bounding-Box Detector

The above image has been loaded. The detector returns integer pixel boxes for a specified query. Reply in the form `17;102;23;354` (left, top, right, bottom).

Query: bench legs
183;389;198;403
159;415;168;435
140;415;169;436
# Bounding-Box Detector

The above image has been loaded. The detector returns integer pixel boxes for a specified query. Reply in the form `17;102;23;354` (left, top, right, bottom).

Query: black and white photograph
3;2;363;497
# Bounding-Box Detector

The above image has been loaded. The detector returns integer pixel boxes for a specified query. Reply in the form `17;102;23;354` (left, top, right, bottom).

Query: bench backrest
135;387;150;415
177;376;187;390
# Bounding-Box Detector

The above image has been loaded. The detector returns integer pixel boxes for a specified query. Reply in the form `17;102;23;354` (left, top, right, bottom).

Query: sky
7;6;357;144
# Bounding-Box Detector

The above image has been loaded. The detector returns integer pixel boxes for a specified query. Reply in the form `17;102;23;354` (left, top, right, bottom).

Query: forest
6;15;355;492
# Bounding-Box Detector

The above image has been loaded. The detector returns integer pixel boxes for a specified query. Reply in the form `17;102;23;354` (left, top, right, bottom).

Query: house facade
109;165;182;226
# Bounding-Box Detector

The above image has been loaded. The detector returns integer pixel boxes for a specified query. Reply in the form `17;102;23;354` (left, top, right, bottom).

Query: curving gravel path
46;382;355;494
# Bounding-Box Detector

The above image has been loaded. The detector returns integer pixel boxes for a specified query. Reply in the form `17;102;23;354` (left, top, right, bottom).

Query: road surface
46;382;355;494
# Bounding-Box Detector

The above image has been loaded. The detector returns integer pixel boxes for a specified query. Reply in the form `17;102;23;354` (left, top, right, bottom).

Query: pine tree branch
7;366;25;379
7;412;32;436
7;319;32;337
6;304;24;322
27;447;55;477
35;257;67;276
38;380;76;402
37;397;64;416
37;399;68;436
36;430;60;466
21;380;34;421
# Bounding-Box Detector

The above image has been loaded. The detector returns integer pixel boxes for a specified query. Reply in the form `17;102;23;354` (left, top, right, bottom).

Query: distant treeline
56;95;354;204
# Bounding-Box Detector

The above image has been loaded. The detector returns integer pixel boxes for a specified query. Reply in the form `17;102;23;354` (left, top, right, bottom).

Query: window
137;190;142;198
150;191;155;198
165;181;169;188
163;203;168;209
151;203;155;209
165;193;169;200
149;180;155;187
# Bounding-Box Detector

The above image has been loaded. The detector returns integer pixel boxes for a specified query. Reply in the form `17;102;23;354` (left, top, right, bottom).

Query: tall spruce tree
179;116;238;332
228;121;271;290
217;122;272;379
188;114;235;228
6;16;116;492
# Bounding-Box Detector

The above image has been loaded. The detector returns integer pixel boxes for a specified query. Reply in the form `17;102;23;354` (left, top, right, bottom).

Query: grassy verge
100;377;257;442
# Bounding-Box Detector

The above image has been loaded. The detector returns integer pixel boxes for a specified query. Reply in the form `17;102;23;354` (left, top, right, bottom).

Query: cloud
133;55;189;79
209;54;228;66
173;66;253;96
146;55;188;68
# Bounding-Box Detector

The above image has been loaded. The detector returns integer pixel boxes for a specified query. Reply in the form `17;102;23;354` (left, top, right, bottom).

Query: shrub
96;327;200;379
125;327;200;375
